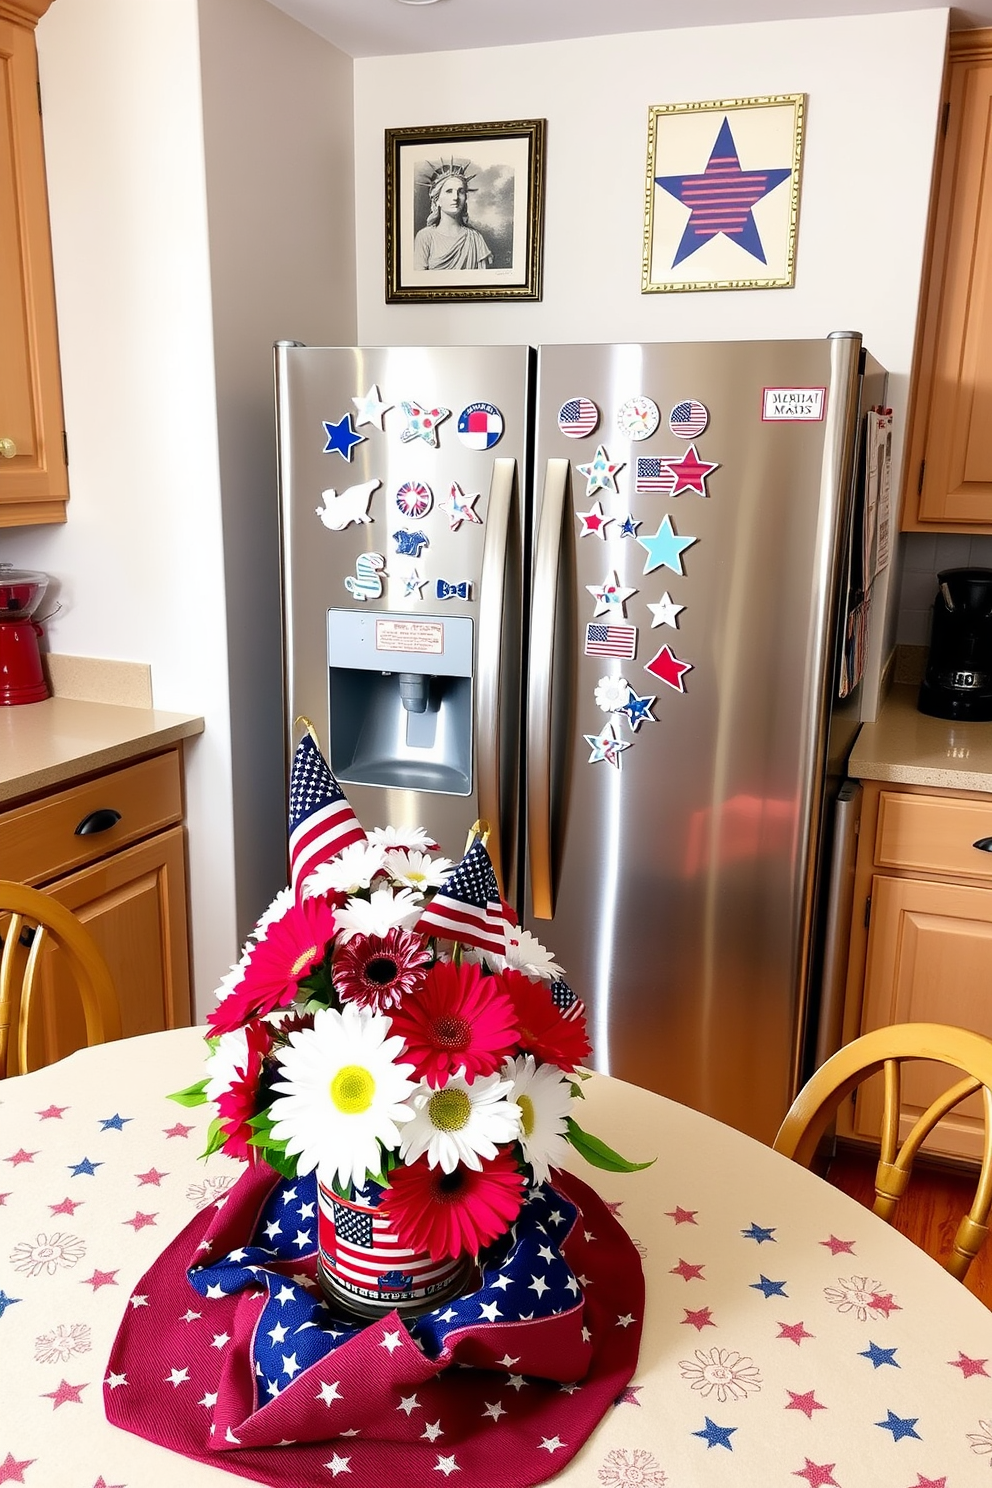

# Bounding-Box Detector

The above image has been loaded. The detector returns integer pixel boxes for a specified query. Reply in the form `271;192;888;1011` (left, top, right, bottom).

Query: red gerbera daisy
382;1150;525;1261
387;958;518;1088
333;927;431;1012
216;1021;272;1162
497;969;591;1071
208;896;337;1034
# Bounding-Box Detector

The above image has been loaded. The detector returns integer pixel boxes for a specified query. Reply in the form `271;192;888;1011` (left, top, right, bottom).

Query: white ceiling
265;0;986;57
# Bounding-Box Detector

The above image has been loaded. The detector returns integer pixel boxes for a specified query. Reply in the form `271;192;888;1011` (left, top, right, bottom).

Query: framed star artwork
641;94;806;293
385;119;546;303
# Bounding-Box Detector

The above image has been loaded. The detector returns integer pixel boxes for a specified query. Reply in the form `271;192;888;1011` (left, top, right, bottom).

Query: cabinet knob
0;438;17;459
973;837;992;853
74;808;122;836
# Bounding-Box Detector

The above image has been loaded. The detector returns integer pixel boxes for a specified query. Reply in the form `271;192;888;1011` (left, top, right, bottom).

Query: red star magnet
576;501;614;540
646;644;693;692
664;443;719;497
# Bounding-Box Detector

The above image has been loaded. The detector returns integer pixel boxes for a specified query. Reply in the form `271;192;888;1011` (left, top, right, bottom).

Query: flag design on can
585;622;638;659
635;457;678;494
457;401;504;449
395;480;433;518
669;400;709;438
558;397;599;439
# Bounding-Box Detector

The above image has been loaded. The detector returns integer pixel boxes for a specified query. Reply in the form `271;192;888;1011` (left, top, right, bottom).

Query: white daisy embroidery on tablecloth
186;1175;236;1210
598;1447;668;1485
10;1233;85;1277
823;1275;897;1323
679;1346;762;1402
34;1322;92;1363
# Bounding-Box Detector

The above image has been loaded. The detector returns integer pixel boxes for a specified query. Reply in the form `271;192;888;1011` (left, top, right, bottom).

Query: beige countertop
0;695;204;803
849;683;992;793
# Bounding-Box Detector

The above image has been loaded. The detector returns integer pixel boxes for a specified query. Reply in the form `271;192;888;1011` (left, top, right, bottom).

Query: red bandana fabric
105;1163;643;1487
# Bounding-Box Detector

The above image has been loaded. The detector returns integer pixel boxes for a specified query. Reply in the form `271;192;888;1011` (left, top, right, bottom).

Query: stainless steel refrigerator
275;335;885;1145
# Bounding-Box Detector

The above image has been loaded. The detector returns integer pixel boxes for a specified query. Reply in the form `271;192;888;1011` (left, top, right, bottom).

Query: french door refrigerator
275;335;885;1144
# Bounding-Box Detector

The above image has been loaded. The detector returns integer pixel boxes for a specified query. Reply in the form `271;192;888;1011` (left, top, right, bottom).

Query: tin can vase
316;1172;472;1318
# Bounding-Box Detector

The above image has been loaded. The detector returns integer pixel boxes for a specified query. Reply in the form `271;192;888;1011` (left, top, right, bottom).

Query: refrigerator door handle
528;458;571;920
477;456;518;898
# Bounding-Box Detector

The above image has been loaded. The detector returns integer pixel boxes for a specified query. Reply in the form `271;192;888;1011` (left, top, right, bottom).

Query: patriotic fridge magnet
662;443;719;496
393;528;429;557
645;642;693;692
647;590;685;628
585;622;638;659
314;478;380;531
637;514;697;575
594;675;632;712
395;480;433;518
616;396;660;441
440;482;483;529
344;551;386;600
322;412;366;461
586;570;636;619
352;384;392;429
617;513;642;538
576;501;614;540
398;400;451;446
456;401;504;449
618;689;658;731
435;577;471;600
577;444;624;496
400;567;427;599
558;397;599;438
669;399;709;438
584;718;631;769
635;456;677;495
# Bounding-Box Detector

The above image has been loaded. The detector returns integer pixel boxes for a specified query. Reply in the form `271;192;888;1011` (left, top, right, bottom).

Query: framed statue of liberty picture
642;94;805;293
385;118;545;303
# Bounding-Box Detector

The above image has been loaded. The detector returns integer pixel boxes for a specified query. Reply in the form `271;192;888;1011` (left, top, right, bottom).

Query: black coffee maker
918;567;992;721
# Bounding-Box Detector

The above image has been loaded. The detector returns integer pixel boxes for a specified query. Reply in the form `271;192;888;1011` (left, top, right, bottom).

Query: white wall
2;0;356;1019
354;8;949;714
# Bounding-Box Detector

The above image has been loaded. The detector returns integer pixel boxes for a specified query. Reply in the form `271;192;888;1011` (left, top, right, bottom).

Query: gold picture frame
385;119;545;303
642;94;805;294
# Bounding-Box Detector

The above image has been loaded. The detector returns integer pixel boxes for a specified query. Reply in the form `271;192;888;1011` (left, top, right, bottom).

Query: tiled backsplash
896;532;992;646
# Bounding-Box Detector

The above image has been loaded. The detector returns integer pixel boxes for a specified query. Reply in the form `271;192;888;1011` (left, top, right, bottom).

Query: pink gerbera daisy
208;896;337;1034
497;969;592;1071
215;1021;272;1162
387;959;519;1088
333;927;431;1012
381;1150;525;1261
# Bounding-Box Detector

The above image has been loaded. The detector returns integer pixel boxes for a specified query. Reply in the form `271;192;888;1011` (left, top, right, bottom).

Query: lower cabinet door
24;826;191;1070
854;873;992;1160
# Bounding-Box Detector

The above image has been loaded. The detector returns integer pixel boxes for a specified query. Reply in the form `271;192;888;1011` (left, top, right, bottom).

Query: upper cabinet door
904;32;992;531
0;4;68;527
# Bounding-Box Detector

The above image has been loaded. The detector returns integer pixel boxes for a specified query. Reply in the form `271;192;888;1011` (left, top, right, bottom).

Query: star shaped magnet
401;568;427;599
647;591;684;629
617;514;642;539
441;482;483;530
577;444;624;496
586;570;636;619
664;443;719;497
645;643;693;693
352;384;392;429
619;690;657;731
399;400;451;447
637;514;697;576
584;718;632;769
321;413;366;461
576;501;614;540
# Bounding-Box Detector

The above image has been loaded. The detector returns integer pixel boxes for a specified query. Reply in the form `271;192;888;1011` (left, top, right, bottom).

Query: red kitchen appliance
0;565;50;704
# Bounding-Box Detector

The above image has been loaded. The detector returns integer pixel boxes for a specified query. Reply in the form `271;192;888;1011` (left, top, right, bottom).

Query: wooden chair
773;1022;992;1282
0;880;121;1078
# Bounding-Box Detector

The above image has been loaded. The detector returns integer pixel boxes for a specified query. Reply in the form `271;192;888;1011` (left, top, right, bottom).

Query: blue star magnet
875;1409;921;1442
692;1416;737;1451
321;413;365;461
617;514;641;538
741;1222;776;1244
619;691;656;732
637;514;697;576
750;1274;787;1298
860;1341;900;1369
655;116;793;267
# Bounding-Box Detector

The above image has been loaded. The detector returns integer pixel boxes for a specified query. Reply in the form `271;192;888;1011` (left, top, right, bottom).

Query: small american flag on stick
414;837;508;956
288;732;366;898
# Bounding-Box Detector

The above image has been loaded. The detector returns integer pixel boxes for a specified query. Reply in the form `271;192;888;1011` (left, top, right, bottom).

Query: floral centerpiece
174;731;645;1314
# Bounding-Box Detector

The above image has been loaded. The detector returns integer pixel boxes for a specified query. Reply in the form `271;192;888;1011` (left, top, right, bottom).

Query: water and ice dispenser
327;610;474;795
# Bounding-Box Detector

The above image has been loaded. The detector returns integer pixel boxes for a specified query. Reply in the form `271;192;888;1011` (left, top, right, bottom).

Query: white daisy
368;824;438;851
502;1054;573;1183
594;675;631;713
503;928;564;983
204;1027;251;1105
399;1069;521;1174
333;885;423;942
249;885;295;942
383;848;453;891
268;1003;417;1188
302;842;386;897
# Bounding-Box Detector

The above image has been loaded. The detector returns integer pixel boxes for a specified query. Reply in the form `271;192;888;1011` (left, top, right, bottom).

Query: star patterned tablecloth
2;1025;992;1486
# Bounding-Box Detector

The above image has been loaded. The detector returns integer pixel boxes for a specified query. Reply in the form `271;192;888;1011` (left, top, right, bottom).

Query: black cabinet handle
974;837;992;853
74;808;122;837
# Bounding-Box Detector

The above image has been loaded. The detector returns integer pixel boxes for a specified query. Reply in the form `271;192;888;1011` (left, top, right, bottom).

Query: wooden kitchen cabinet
0;0;68;527
839;779;992;1161
0;747;192;1073
902;29;992;531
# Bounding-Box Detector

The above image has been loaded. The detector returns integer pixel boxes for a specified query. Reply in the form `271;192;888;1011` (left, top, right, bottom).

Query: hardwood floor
824;1145;992;1308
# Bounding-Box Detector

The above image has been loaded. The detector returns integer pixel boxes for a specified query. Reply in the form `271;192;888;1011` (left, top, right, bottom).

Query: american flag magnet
669;399;709;438
558;397;599;439
585;622;638;659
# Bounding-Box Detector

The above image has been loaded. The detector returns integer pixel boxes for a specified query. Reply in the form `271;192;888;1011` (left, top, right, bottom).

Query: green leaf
565;1117;655;1173
169;1079;209;1107
200;1116;227;1161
